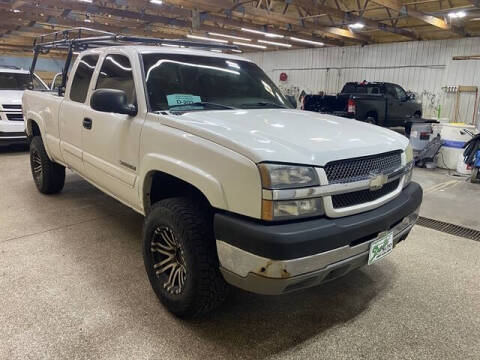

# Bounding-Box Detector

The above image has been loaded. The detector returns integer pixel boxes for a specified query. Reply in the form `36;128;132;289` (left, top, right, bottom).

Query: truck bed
23;90;64;161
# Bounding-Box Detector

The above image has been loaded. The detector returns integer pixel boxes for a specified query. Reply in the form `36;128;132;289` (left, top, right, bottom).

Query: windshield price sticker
167;94;202;107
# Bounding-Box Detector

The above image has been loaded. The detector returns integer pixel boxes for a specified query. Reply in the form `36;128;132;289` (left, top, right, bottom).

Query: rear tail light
347;98;356;114
420;131;431;140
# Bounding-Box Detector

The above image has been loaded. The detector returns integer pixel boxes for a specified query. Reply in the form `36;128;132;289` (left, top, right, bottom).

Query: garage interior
0;1;479;359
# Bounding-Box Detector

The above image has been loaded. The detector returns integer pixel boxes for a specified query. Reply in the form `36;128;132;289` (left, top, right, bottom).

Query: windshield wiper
168;102;237;112
240;101;288;109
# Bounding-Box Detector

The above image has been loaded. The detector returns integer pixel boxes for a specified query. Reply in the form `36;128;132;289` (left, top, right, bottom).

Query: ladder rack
30;27;238;96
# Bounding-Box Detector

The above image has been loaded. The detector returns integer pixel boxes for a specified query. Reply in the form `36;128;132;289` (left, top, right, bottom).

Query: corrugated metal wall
245;37;480;124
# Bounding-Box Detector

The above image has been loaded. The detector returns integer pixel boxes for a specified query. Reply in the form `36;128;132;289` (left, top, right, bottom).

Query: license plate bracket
368;232;394;265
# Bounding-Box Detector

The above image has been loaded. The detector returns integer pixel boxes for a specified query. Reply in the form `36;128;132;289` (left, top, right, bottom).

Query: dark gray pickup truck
303;82;422;129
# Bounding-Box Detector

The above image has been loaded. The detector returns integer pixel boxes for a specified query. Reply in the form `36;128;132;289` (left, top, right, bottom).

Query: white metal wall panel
245;37;480;124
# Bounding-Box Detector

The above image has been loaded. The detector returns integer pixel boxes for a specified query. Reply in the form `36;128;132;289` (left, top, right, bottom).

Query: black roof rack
30;27;239;96
0;65;22;70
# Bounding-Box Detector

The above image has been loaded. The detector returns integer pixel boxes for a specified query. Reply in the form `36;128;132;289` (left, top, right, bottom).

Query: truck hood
161;109;409;166
0;90;23;105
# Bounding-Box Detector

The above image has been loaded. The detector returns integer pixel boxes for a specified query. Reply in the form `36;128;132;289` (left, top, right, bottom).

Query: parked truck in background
23;31;423;317
303;81;422;130
0;66;48;146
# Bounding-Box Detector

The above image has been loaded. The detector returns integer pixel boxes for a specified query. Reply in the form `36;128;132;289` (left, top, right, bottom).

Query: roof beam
293;0;420;40
371;0;468;36
167;0;370;43
8;0;343;47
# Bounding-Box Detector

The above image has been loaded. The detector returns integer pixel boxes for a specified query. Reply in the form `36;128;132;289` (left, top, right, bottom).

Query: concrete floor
1;146;479;360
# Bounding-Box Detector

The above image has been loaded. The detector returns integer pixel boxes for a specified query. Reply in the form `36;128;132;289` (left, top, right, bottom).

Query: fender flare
139;153;228;213
25;112;53;159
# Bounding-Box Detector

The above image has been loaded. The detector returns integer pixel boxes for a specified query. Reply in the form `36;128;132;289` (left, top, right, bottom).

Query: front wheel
142;198;229;317
30;136;65;194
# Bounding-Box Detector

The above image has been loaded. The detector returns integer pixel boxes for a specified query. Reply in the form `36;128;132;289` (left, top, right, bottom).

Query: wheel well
365;111;378;120
414;111;422;118
144;171;211;213
28;120;41;138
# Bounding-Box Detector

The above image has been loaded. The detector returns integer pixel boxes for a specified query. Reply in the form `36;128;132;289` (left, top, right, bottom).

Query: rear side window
342;83;381;94
96;54;135;104
70;55;99;103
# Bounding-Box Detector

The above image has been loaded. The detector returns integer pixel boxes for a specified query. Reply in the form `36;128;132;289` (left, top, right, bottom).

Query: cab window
96;54;136;104
69;55;99;103
393;85;407;101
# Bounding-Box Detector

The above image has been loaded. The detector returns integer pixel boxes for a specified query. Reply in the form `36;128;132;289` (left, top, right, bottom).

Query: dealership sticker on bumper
368;232;394;265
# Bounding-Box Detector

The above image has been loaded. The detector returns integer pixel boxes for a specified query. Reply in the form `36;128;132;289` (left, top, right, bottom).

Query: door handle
83;117;92;130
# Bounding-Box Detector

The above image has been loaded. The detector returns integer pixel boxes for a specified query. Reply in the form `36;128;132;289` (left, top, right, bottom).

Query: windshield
142;53;291;112
0;73;47;91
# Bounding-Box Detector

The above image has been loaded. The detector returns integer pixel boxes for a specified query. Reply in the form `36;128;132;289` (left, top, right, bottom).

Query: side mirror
406;92;416;101
90;89;137;116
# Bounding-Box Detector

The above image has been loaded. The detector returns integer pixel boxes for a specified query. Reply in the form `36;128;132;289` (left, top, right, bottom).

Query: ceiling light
78;0;93;3
208;32;251;42
448;11;466;18
210;49;223;53
150;0;163;4
233;41;267;49
231;49;243;53
289;37;324;47
348;23;365;29
161;43;180;48
241;28;284;38
258;39;292;48
187;34;228;43
11;9;21;13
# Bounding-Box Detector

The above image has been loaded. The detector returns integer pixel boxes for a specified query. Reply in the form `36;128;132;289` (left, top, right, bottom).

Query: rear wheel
365;114;377;125
142;197;229;317
29;136;65;194
471;168;480;183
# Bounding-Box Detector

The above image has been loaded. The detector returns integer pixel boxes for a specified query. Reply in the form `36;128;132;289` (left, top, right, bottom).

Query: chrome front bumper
217;209;419;295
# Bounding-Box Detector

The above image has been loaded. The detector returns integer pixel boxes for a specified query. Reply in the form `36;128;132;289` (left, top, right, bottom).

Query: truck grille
332;179;400;209
2;104;22;110
6;113;24;121
324;151;402;184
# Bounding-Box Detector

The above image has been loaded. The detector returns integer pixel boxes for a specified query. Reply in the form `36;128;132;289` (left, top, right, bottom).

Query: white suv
0;66;47;146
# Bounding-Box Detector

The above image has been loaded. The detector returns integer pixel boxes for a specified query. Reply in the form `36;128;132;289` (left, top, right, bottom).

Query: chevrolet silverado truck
303;81;422;129
0;66;48;146
23;33;422;317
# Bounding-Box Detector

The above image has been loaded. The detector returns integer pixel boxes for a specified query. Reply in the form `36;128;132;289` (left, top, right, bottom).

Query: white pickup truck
0;66;47;145
23;44;422;317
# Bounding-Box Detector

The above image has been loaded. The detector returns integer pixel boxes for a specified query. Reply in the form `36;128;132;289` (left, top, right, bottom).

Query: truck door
81;53;144;207
385;84;408;126
59;54;99;173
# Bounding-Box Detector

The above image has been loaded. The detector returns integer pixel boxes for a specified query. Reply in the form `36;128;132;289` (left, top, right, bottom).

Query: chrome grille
2;104;22;110
6;113;24;121
324;151;402;184
332;179;400;209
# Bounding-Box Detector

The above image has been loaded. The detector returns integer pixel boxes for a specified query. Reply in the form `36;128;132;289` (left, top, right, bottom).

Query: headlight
258;163;319;189
403;144;414;188
262;198;324;221
259;163;323;220
405;144;414;164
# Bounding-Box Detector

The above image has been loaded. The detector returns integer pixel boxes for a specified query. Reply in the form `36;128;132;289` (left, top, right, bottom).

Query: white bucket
432;123;477;170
